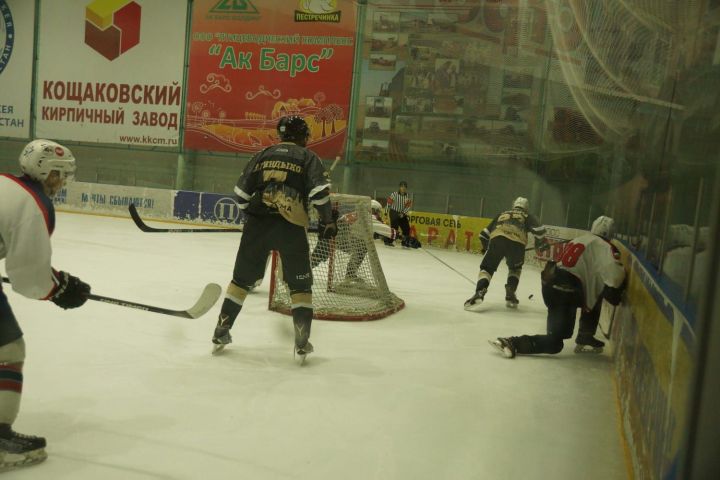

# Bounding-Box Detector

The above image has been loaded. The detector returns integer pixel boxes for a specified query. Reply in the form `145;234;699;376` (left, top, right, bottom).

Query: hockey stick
422;248;476;285
524;238;572;252
329;155;341;173
2;277;222;319
129;204;242;233
599;304;617;340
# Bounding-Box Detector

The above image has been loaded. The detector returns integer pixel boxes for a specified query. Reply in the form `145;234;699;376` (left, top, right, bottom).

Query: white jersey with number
556;233;625;310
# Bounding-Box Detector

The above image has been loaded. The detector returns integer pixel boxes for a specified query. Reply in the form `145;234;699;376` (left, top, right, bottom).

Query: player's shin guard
574;302;603;353
505;271;521;308
212;282;248;352
0;339;24;426
290;292;313;358
0;364;22;427
464;277;491;311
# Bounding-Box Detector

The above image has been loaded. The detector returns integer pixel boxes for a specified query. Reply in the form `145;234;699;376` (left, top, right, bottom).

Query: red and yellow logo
85;0;141;60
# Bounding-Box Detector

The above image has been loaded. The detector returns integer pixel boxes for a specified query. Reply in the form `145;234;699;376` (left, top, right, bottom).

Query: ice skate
488;337;516;359
294;341;314;365
0;427;47;473
464;288;487;312
211;325;232;355
574;334;605;354
505;284;519;308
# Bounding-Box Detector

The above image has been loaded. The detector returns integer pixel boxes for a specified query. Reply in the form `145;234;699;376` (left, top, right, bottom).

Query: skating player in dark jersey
464;197;546;310
211;116;337;362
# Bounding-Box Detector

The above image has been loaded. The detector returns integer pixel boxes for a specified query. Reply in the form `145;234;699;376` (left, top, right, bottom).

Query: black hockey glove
51;271;91;309
602;284;624;306
318;221;338;240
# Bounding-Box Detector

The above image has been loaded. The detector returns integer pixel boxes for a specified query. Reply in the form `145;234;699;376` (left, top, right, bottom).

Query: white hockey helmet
591;216;615;239
19;139;76;182
371;199;383;211
512;196;529;212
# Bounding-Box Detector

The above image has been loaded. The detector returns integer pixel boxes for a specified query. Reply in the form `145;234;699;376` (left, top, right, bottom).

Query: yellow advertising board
407;211;492;252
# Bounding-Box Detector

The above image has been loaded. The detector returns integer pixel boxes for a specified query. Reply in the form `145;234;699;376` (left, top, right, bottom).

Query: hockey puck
528;294;534;300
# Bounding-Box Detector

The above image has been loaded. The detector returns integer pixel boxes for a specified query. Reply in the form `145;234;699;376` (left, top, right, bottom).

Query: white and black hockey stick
129;204;242;233
2;277;222;319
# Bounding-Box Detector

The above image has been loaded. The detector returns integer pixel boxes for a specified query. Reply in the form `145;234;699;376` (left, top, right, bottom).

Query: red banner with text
185;0;357;158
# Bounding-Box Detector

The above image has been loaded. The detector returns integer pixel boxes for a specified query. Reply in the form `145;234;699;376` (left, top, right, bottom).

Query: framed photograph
373;11;399;32
363;116;392;139
399;11;428;32
427;13;458;32
369;54;397;70
371;33;407;52
365;96;393;117
408;45;438;63
403;96;433;114
361;138;389;150
404;64;435;93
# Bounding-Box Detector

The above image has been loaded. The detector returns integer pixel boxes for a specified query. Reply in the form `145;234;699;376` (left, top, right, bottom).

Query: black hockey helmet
399;180;408;188
277;115;310;143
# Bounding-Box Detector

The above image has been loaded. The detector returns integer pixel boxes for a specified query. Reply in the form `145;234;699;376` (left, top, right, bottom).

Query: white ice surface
1;213;626;480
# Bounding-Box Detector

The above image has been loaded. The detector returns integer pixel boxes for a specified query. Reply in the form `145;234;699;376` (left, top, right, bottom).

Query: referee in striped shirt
386;181;412;247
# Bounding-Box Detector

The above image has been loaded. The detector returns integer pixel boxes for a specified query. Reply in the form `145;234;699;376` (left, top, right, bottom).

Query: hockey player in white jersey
0;140;91;471
465;197;546;310
489;216;626;358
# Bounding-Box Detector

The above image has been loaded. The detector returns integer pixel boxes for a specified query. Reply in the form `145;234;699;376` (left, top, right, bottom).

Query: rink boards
612;243;695;480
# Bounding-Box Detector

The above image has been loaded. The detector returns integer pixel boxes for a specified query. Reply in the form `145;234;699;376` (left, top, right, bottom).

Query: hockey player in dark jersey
0;140;91;471
464;197;546;310
489;216;626;358
211;116;337;362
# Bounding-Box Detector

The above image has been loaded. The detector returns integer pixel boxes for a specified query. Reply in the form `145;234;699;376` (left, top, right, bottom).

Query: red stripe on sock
0;380;23;393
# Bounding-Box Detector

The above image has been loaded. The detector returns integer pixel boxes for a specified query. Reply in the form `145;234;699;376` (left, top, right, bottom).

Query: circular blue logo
0;0;15;76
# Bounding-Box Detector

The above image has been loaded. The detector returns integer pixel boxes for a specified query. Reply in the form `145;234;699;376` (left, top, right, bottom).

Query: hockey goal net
268;193;405;321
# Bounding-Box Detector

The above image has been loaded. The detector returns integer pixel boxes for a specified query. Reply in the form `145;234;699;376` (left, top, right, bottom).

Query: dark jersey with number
234;142;331;227
485;208;545;245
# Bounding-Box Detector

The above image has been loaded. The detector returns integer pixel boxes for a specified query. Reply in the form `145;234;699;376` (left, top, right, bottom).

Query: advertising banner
35;0;187;146
54;181;174;218
408;211;491;252
174;190;244;225
185;0;357;159
0;0;34;138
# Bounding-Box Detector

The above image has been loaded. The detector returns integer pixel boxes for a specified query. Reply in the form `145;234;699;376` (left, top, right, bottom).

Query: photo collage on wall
358;7;535;163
